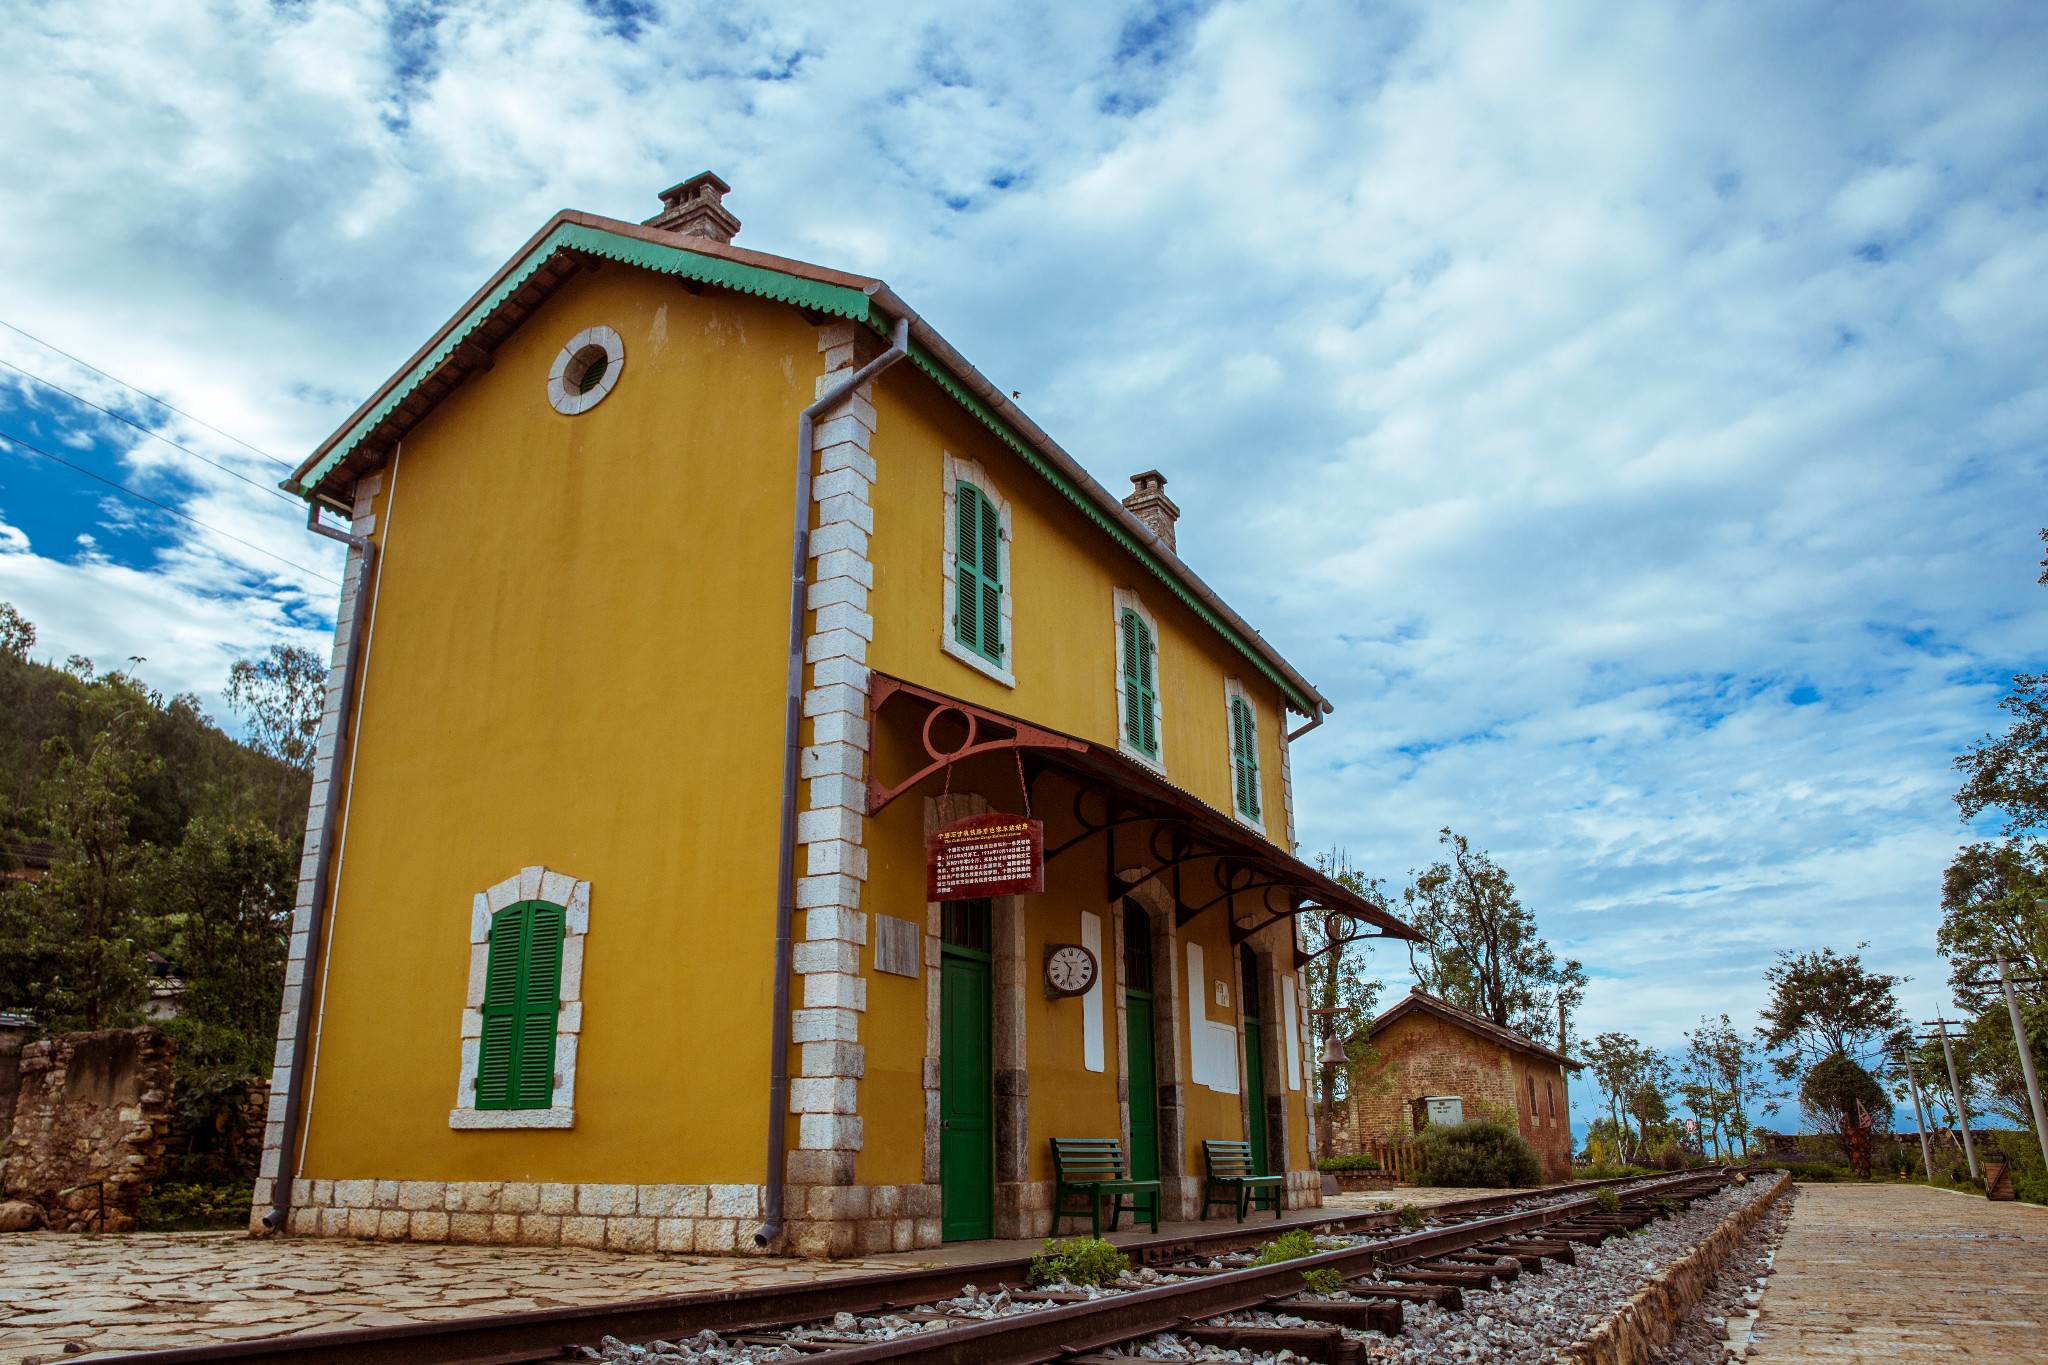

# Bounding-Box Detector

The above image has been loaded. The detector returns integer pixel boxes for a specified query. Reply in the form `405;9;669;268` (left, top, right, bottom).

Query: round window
547;326;624;415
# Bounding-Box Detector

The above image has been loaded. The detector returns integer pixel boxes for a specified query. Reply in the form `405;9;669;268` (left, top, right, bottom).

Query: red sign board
927;813;1045;900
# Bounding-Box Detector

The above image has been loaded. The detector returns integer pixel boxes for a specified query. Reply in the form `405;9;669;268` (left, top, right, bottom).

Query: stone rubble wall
1559;1172;1793;1365
0;1026;177;1232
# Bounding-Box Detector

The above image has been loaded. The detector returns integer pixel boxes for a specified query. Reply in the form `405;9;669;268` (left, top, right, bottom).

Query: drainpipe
263;498;379;1232
759;314;912;1249
1286;703;1331;745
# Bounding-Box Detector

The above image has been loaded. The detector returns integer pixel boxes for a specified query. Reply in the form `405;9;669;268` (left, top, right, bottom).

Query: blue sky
3;0;2044;1130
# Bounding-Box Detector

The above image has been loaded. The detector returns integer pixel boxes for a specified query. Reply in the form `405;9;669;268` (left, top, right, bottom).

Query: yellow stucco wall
861;367;1295;836
298;267;819;1184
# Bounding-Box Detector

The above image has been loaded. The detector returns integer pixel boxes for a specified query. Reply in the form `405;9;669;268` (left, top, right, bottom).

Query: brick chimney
645;171;741;244
1122;470;1180;552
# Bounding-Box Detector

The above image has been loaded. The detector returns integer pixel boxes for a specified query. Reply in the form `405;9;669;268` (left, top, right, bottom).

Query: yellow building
254;174;1421;1257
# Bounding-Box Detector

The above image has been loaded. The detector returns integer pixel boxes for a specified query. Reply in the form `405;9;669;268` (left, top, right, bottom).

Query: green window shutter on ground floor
475;900;565;1110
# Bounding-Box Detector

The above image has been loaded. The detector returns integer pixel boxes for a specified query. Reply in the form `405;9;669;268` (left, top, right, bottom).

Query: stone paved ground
0;1232;902;1364
1746;1183;2047;1361
0;1188;1541;1363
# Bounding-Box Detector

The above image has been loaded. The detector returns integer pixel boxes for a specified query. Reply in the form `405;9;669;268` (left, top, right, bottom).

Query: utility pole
1924;1015;1978;1179
1997;945;2048;1173
1901;1048;1934;1179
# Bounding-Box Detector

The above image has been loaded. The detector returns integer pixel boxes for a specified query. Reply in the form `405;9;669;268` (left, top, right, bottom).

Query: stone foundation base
783;1181;941;1257
254;1178;773;1254
253;1170;1325;1256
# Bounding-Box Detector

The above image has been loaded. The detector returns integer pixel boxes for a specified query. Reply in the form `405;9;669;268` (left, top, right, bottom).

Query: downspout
759;313;911;1249
1286;703;1330;745
263;498;378;1232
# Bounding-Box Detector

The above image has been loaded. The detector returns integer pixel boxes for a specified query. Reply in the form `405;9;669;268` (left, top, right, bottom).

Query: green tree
1800;1051;1892;1142
1401;827;1587;1046
1932;841;2048;1132
0;602;32;662
1759;945;1907;1082
1583;1032;1676;1162
0;671;163;1029
143;817;294;1175
1306;850;1387;1159
1679;1014;1771;1159
224;644;325;839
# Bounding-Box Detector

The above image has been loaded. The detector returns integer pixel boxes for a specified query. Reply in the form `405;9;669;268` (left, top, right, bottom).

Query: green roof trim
878;316;1315;715
298;223;875;493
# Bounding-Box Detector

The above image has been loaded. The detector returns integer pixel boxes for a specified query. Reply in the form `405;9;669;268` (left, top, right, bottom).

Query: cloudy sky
4;1;2044;1115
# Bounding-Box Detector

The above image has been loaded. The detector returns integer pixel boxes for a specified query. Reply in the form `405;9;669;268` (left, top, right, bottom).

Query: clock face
1044;944;1098;997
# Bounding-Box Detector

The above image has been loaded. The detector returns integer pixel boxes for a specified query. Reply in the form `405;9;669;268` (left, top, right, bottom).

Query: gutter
758;315;912;1249
263;499;378;1232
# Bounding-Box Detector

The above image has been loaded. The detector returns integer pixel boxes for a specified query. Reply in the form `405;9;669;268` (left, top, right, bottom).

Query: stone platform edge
1557;1170;1793;1365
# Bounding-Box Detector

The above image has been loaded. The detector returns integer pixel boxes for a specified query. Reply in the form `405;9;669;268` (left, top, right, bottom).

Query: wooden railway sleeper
1437;1251;1521;1279
1179;1323;1365;1364
1265;1295;1406;1335
1346;1279;1463;1311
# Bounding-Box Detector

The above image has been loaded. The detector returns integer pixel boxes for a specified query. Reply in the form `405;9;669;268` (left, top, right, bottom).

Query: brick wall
1331;1014;1575;1183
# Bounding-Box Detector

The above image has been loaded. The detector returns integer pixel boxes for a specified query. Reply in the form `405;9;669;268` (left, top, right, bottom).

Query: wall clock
1043;943;1098;998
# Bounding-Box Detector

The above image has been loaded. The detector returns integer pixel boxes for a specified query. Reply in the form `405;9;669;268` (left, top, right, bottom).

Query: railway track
95;1171;1733;1365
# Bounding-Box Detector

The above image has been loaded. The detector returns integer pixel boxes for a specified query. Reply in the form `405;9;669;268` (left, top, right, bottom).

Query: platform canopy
866;674;1425;953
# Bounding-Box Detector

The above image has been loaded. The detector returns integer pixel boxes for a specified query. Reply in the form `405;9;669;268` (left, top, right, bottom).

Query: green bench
1051;1138;1161;1237
1201;1139;1284;1222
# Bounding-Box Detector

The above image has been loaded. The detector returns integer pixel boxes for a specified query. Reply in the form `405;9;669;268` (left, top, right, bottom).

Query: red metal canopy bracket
865;675;1088;815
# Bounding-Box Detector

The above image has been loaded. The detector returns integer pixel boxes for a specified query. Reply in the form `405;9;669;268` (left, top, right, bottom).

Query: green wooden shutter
977;492;1002;660
954;483;1003;664
475;900;565;1111
1231;695;1261;819
475;915;522;1108
1122;609;1158;758
955;483;983;652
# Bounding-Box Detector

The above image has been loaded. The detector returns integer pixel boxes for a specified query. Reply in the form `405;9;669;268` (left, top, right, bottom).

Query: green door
1122;900;1160;1183
940;901;994;1241
1126;991;1159;1182
1243;1016;1269;1176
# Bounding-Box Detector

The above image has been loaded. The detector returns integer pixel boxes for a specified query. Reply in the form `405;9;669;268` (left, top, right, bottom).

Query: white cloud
0;0;2043;1062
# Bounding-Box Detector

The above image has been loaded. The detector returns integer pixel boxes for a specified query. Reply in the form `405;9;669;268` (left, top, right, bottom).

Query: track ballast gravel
1114;1178;1777;1364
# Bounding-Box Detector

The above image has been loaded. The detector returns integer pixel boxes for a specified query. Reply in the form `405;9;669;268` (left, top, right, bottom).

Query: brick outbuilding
1333;989;1582;1183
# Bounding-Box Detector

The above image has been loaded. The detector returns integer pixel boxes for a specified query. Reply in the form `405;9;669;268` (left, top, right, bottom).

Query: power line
0;356;297;503
0;317;294;472
0;429;340;587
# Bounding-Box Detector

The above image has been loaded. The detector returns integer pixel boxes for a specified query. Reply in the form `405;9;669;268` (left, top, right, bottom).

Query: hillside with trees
0;601;320;1190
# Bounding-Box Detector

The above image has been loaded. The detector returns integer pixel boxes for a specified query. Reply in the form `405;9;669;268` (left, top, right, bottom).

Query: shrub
2014;1171;2048;1206
1029;1237;1129;1287
1413;1120;1542;1188
139;1180;254;1231
1774;1161;1851;1182
1251;1228;1326;1265
1397;1204;1424;1229
1315;1153;1382;1173
1594;1187;1621;1214
1300;1267;1346;1296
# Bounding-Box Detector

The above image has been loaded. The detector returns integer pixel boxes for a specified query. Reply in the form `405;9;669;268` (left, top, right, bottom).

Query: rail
91;1170;1732;1365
